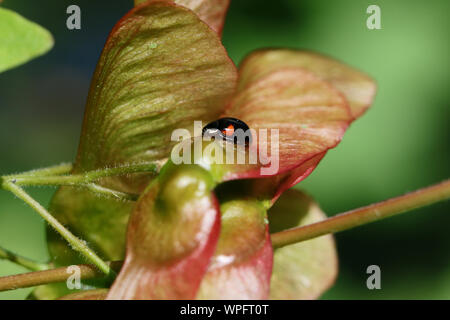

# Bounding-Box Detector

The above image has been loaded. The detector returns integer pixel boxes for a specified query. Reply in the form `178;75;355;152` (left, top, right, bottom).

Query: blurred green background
0;0;448;299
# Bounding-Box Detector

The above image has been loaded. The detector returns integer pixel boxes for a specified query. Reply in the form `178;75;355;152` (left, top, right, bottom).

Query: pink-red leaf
222;67;352;180
200;49;376;199
197;200;273;299
238;49;377;119
271;152;326;202
107;164;220;299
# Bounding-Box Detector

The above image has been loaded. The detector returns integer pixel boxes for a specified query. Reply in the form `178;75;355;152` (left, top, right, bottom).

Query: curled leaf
107;164;220;299
269;189;338;299
0;8;53;73
271;152;326;202
197;200;273;299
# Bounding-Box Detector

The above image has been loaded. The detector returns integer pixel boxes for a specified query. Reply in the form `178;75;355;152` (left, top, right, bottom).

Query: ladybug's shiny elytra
202;117;252;145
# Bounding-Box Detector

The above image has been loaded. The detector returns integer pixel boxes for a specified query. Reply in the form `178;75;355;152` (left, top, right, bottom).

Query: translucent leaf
269;189;338;299
239;49;377;119
0;8;53;73
222;67;352;180
47;188;133;263
75;1;237;173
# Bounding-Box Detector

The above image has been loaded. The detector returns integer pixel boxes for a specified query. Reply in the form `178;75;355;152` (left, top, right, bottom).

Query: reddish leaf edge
238;47;377;120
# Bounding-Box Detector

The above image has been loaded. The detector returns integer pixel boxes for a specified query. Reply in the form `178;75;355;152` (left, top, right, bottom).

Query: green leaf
268;189;338;299
75;1;236;173
47;188;134;263
0;8;53;73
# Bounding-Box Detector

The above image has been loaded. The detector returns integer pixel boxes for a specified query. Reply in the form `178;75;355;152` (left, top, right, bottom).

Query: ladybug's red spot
222;124;235;136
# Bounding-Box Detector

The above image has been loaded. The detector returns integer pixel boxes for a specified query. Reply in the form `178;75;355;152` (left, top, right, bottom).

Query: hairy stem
0;262;122;292
2;182;112;276
4;162;157;187
3;163;73;179
0;162;156;200
271;179;450;249
0;247;50;272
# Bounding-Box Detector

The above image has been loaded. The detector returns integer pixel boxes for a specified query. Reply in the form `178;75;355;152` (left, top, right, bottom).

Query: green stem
271;179;450;249
5;162;157;187
3;163;73;178
0;162;156;200
0;262;122;292
2;182;112;276
0;247;50;272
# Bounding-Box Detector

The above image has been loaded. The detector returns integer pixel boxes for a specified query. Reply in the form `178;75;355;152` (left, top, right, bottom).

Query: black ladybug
202;117;252;145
